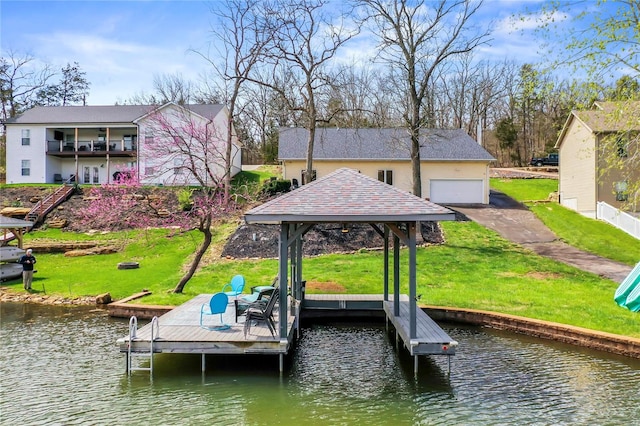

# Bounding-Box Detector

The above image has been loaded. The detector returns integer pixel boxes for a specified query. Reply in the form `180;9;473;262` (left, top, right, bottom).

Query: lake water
1;302;639;425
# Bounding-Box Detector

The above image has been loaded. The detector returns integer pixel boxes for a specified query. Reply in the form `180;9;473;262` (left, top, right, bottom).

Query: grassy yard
4;217;637;338
490;177;640;265
2;173;638;338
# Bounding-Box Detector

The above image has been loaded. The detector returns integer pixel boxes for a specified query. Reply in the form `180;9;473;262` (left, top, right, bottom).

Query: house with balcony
3;102;241;186
555;101;639;217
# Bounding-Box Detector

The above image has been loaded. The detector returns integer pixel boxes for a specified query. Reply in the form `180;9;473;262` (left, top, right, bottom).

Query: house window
301;169;316;184
614;181;628;202
21;129;30;146
21;160;30;176
616;134;629;158
173;157;184;175
145;166;158;175
377;169;393;185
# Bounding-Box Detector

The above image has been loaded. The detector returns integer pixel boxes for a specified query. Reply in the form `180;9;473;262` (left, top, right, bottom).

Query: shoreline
3;288;639;359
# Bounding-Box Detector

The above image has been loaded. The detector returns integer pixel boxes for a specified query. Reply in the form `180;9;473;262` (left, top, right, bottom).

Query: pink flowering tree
75;167;161;231
140;105;242;293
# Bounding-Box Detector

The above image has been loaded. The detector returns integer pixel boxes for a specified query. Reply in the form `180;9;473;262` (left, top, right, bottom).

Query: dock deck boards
116;294;456;359
305;294;456;356
383;299;457;356
117;294;297;355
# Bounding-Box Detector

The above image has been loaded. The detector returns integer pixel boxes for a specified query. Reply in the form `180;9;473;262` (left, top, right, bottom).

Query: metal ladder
127;316;159;375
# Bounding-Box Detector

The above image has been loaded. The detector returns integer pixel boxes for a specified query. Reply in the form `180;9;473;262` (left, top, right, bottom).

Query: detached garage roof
279;127;495;162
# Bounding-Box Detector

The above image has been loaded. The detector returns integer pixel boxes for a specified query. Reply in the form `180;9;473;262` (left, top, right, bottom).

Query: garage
430;179;484;204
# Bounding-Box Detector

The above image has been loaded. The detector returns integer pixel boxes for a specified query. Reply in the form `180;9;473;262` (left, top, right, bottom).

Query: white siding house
3;103;241;186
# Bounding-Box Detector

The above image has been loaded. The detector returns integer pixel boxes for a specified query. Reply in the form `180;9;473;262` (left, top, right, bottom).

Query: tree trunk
410;129;422;197
173;216;213;293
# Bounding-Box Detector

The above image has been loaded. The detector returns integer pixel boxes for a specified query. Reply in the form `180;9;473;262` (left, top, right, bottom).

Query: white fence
597;202;640;240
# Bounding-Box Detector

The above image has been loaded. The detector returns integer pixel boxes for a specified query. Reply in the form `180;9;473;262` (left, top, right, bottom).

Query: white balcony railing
47;139;137;153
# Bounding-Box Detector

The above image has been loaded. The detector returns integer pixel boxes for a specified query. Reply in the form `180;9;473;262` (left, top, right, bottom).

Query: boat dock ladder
126;316;159;375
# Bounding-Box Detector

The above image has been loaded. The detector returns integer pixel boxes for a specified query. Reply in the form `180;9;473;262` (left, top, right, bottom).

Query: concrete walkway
453;191;633;283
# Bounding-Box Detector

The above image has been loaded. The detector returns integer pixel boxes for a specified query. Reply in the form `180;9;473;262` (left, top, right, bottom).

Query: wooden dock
304;294;457;357
116;293;456;374
382;299;457;356
117;294;297;358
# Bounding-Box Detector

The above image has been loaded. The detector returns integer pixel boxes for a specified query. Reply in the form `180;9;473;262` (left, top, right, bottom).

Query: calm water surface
1;302;639;425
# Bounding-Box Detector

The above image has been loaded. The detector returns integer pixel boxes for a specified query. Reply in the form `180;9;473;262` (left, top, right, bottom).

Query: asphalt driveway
452;191;633;283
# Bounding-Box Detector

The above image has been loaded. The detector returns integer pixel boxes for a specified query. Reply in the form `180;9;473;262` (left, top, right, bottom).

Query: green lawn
490;177;640;265
2;175;638;339
5;218;637;338
490;177;558;202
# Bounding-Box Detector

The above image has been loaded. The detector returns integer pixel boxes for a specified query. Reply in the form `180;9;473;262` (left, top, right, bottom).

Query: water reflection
1;303;639;425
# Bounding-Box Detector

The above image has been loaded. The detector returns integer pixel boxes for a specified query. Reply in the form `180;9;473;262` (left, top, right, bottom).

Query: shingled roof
244;168;455;224
278;127;495;161
556;101;640;147
0;215;33;229
3;103;224;125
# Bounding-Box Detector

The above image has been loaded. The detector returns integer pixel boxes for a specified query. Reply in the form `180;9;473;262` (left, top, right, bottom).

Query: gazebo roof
0;215;34;228
244;168;455;224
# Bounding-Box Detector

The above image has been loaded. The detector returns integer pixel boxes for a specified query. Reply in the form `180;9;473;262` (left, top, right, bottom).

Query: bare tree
1;50;54;119
259;0;358;183
323;64;385;127
359;0;490;196
128;73;197;105
194;0;272;201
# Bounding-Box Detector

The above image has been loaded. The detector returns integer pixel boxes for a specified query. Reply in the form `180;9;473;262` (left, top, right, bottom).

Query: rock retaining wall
425;306;640;359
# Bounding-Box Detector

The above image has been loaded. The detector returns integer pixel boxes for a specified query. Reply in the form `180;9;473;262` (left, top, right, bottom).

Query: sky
1;0;571;106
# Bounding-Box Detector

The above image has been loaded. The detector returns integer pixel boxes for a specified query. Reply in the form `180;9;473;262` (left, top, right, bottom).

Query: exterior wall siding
282;159;490;203
283;160;412;193
6;125;47;184
558;120;597;216
421;162;490;204
596;135;640;212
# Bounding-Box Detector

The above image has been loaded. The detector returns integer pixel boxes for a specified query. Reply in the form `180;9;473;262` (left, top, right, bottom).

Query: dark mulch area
221;216;467;259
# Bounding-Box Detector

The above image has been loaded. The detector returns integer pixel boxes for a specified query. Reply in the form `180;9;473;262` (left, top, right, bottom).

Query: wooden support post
393;233;400;316
296;232;303;300
279;354;284;373
414;355;418;375
279;224;289;340
202;353;206;373
383;226;389;301
409;221;417;339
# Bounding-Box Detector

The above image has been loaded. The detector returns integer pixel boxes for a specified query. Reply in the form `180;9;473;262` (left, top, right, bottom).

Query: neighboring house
3;102;241;186
279;127;495;204
555;101;640;217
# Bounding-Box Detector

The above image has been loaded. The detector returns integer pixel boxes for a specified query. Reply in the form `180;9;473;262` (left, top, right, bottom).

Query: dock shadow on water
2;302;639;425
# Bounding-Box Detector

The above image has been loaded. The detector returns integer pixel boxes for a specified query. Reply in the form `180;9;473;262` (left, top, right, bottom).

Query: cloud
494;9;569;35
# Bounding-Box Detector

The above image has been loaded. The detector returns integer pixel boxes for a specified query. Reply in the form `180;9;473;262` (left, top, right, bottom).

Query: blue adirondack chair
199;292;230;330
222;275;246;299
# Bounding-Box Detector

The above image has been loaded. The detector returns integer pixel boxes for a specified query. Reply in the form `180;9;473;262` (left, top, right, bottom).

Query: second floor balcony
46;139;137;157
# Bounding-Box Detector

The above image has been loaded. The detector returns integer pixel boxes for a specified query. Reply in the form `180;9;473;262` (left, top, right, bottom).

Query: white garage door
430;179;484;204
